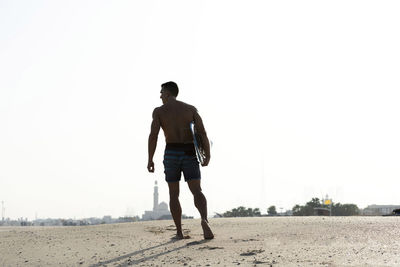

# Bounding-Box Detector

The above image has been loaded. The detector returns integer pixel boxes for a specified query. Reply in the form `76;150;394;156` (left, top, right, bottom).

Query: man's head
160;81;179;104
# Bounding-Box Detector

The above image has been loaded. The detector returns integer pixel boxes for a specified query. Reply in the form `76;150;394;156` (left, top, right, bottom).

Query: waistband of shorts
166;143;195;150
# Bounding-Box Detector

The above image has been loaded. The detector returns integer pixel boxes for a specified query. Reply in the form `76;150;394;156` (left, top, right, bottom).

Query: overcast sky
1;0;400;220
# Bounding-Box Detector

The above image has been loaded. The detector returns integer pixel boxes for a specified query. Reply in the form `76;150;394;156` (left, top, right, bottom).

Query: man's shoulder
177;100;197;112
152;106;162;118
155;101;198;115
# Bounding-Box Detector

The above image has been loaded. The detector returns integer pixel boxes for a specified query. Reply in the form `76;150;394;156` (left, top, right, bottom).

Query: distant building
361;205;400;216
102;216;112;224
32;218;63;226
142;181;172;221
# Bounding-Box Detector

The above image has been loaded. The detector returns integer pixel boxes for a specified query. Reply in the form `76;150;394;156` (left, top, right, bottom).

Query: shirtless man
147;81;214;240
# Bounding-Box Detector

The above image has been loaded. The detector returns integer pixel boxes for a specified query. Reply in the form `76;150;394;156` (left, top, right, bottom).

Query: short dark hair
161;81;179;97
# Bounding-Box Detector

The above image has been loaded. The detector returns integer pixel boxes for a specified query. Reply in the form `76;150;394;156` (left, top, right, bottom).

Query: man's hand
147;161;154;172
202;156;210;167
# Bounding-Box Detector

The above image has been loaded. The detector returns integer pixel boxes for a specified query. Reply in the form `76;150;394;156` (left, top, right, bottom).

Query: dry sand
1;217;400;266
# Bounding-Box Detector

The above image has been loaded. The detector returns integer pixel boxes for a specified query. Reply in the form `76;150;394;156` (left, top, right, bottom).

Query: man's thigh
163;152;183;182
182;155;201;181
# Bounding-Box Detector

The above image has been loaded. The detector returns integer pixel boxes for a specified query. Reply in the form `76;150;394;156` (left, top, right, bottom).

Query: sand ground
1;217;400;266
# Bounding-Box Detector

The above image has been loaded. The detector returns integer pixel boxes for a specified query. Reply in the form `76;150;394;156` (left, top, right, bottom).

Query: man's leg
187;180;214;239
168;181;183;239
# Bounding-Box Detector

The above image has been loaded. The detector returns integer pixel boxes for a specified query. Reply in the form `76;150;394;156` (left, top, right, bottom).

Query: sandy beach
1;217;399;266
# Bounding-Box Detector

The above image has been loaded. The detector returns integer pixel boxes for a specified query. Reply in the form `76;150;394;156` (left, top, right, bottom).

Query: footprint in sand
240;249;265;256
234;238;259;243
198;245;224;250
165;225;177;231
145;227;165;234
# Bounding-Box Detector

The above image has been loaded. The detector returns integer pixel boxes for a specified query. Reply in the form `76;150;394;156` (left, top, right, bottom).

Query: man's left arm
147;108;161;172
193;109;211;166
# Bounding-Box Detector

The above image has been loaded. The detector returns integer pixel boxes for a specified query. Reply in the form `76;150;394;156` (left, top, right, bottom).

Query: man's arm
148;108;161;172
193;109;211;166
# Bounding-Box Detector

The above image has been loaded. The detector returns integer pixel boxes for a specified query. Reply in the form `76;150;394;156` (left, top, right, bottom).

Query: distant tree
267;206;277;215
292;198;322;216
252;208;261;216
223;206;261;217
292;205;312;216
292;198;359;216
292;204;302;216
331;203;359;216
307;198;322;208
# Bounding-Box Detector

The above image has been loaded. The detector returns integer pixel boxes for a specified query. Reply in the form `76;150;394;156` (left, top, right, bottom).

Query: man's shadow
89;239;209;267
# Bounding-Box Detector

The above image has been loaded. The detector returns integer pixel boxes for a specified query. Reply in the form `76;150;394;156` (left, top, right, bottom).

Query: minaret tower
153;181;159;211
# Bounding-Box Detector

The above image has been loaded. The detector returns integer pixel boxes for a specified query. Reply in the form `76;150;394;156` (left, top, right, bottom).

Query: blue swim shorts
163;143;201;182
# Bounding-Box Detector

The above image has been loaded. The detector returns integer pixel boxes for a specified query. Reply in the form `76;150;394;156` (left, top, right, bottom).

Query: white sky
1;1;400;220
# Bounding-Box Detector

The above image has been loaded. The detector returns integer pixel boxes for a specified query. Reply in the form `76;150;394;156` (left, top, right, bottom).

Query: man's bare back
155;99;207;144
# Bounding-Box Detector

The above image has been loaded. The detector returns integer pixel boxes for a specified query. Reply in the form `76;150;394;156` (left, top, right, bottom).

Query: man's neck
166;97;177;103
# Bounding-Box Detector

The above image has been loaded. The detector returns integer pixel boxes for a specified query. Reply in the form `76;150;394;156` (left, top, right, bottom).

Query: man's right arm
193;109;211;166
148;108;161;172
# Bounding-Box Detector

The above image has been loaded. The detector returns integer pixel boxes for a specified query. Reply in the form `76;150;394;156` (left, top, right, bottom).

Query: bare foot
172;232;190;240
177;231;184;239
201;220;214;240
